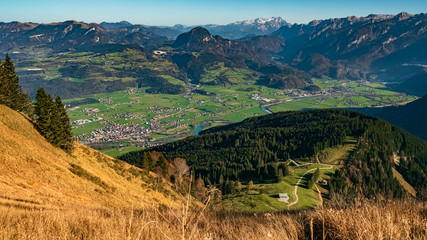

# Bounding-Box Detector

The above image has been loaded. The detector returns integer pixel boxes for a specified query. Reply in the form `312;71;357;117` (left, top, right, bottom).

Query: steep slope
172;26;270;64
170;27;311;88
273;13;427;82
394;71;427;96
353;94;427;141
121;109;427;201
0;105;182;209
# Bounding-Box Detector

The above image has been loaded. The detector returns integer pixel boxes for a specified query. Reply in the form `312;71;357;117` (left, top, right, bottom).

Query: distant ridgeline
120;109;427;201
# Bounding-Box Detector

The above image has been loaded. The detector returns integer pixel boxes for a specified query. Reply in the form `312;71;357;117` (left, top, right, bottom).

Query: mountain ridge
272;12;427;85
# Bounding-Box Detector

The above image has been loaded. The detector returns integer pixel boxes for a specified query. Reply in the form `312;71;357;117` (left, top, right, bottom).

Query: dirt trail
287;164;333;209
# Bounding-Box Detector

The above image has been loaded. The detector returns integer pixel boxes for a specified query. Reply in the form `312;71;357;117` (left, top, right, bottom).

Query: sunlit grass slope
0;105;182;210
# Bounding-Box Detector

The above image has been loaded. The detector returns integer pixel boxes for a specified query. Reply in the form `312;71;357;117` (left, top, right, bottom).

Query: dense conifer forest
120;109;427;201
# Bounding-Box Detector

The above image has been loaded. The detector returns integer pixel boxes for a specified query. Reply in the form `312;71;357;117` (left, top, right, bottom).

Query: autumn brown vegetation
0;200;425;240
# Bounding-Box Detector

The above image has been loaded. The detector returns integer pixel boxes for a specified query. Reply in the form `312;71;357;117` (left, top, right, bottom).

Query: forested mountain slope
121;109;427;201
353;94;427;141
272;12;427;88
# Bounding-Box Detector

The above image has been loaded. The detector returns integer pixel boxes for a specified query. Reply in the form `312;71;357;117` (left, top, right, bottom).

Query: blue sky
1;0;426;26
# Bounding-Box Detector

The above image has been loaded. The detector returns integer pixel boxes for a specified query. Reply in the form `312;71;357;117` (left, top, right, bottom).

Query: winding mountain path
287;163;333;209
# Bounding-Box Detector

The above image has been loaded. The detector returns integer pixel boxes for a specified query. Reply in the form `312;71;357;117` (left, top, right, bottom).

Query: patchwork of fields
64;69;416;157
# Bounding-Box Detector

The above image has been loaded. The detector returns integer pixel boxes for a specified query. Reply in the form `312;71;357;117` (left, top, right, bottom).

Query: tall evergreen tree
0;54;29;112
141;152;149;170
0;58;4;104
35;89;74;152
158;155;169;175
55;96;73;152
0;54;33;114
35;88;55;142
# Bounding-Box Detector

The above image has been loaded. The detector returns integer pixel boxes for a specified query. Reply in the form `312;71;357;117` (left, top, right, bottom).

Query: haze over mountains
100;17;290;40
274;13;427;89
0;12;425;97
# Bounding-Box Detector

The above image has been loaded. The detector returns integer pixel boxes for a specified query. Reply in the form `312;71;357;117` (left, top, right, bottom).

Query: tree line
120;110;373;185
120;109;427;202
0;54;73;152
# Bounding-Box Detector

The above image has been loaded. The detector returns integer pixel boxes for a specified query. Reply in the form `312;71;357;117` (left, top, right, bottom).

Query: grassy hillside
0;105;183;210
121;109;427;209
219;141;356;212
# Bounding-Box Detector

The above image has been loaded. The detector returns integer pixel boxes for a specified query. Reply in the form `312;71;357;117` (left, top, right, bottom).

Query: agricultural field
269;78;417;112
65;68;416;157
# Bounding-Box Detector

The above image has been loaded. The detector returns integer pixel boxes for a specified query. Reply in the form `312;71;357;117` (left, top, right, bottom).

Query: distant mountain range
0;20;168;53
272;12;427;95
0;12;425;98
170;26;309;88
171;17;290;39
100;17;290;40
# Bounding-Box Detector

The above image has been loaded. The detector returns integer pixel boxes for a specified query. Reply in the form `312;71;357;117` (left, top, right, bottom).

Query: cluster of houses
147;106;183;114
251;94;275;103
77;121;150;144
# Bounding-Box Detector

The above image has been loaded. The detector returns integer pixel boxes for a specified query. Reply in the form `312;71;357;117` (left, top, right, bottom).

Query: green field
65;70;416;157
218;139;356;211
100;146;144;158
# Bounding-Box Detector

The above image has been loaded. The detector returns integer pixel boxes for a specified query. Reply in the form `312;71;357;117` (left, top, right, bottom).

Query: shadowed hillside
353;94;427;141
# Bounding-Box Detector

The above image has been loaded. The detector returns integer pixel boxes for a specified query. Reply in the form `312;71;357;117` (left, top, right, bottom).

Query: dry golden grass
1;105;426;239
392;168;417;197
0;201;425;240
0;105;184;210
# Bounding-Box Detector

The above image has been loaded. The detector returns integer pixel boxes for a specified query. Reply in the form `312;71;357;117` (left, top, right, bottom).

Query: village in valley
65;77;415;157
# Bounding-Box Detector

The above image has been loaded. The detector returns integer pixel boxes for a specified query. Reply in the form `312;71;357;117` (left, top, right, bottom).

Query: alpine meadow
0;1;426;239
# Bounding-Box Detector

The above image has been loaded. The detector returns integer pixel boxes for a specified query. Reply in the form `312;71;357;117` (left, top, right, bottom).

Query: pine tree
34;88;73;152
147;152;155;171
55;96;73;152
158;155;169;175
20;93;34;116
0;58;4;104
0;54;32;114
141;152;150;170
35;88;55;142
